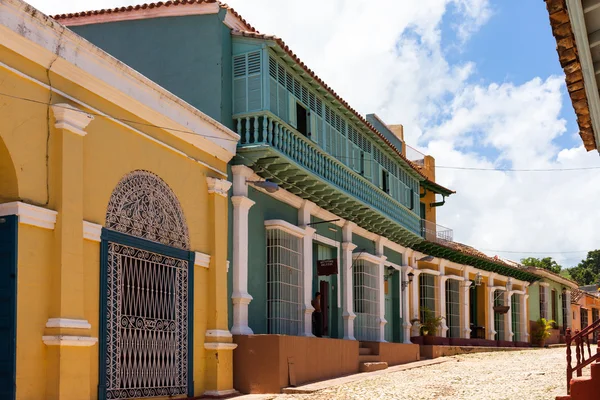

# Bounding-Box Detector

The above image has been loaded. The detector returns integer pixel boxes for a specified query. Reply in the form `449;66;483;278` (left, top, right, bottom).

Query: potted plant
533;318;555;347
411;307;445;345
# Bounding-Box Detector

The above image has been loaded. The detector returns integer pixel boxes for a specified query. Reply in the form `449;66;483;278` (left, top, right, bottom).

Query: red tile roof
52;2;428;179
53;0;257;33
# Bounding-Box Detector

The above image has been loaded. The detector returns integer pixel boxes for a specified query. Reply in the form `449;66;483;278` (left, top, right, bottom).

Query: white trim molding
205;330;233;339
539;282;550;287
416;268;441;276
194;252;211;269
45;318;91;329
206;177;232;197
0;202;57;230
353;251;386;265
264;219;307;238
83;221;102;242
204;343;238;351
51;103;94;136
42;335;98;347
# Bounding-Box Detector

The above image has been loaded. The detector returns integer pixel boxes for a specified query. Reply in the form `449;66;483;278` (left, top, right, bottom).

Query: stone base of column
379;318;387;342
343;312;356;340
231;294;253;335
203;343;237;397
487;330;497;340
461;328;471;339
302;306;315;337
45;345;92;399
402;321;413;344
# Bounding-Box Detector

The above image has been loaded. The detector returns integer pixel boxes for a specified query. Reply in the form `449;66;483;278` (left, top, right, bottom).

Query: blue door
0;215;17;400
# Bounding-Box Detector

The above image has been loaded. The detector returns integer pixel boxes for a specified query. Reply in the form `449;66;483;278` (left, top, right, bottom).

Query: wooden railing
565;319;600;393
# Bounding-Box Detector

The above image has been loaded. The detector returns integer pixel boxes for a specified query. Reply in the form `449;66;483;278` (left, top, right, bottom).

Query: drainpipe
430;195;446;208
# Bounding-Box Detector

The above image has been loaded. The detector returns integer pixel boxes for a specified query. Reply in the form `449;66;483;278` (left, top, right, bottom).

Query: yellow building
0;0;239;399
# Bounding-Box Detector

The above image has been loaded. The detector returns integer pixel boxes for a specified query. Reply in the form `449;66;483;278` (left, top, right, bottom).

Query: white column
461;280;472;339
410;268;422;337
521;294;530;342
401;266;413;343
505;291;514;342
486;286;497;340
231;166;256;335
566;290;573;330
342;222;357;340
376;237;387;342
438;275;449;337
298;200;316;337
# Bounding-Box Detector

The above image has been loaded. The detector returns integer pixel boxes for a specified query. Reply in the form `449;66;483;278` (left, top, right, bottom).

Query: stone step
359;348;373;355
358;355;380;363
359;361;388;373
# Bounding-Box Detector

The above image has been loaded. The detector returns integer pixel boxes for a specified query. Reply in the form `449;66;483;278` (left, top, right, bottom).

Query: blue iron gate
0;215;17;400
99;229;194;400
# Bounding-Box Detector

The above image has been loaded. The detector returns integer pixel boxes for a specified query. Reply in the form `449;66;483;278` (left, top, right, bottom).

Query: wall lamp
247;180;279;193
401;272;414;290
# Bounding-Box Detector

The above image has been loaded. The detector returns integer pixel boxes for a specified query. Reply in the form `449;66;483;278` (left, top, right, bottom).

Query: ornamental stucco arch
105;170;190;250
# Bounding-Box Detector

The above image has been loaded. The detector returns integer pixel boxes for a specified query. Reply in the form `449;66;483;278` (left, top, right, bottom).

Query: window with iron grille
494;291;505;341
540;286;548;320
445;279;460;338
512;295;521;342
419;274;436;323
266;228;303;335
353;258;379;341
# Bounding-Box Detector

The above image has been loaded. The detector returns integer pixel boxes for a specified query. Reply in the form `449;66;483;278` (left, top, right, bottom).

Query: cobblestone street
267;348;589;400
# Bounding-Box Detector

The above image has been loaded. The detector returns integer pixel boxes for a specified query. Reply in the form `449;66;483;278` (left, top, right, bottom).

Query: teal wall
384;247;403;266
311;216;342;242
71;12;234;128
352;234;375;255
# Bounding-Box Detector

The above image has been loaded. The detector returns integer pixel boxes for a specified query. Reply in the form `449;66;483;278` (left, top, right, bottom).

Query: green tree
520;257;562;274
567;250;600;286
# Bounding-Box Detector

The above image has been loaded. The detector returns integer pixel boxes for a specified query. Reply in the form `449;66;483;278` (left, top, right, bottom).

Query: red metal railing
565;319;600;393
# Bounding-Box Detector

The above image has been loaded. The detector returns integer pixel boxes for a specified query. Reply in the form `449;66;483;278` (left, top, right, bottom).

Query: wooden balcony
233;111;423;246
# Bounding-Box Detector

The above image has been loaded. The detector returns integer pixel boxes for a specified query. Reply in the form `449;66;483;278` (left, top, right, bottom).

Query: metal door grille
353;259;379;341
106;242;188;399
512;295;520;342
419;274;436;322
266;228;303;335
445;280;460;338
494;291;505;341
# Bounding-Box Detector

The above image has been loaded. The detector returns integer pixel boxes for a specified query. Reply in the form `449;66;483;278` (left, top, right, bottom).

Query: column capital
231;292;253;304
51;103;93;136
342;242;357;252
231;165;255;178
206;177;232;197
301;226;316;237
463;280;472;288
231;195;255;210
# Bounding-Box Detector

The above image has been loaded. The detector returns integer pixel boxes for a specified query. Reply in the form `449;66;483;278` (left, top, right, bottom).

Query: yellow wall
1;42;232;399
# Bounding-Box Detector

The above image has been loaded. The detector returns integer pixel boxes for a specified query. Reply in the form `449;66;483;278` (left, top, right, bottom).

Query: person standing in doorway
312;292;322;337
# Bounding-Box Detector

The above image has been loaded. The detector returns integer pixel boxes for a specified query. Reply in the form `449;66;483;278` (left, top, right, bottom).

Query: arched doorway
99;170;193;400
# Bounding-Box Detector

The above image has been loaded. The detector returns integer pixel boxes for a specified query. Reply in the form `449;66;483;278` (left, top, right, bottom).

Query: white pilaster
461;280;472;338
566;290;573;330
342;221;357;340
505;291;514;342
400;265;413;343
521;294;530;342
299;200;316;337
438;275;449;337
230;166;256;335
410;268;422;337
486;286;497;340
376;237;387;342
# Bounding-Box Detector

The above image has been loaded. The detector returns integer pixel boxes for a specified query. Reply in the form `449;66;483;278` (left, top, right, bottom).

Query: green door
0;215;17;400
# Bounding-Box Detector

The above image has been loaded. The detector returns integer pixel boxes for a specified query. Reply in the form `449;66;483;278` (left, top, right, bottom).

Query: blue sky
442;0;580;150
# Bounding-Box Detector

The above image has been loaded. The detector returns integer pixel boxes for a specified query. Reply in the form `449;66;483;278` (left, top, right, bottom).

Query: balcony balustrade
233;111;422;241
421;219;454;244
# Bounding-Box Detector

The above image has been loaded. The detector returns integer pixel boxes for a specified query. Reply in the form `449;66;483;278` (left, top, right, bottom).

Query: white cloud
27;0;600;267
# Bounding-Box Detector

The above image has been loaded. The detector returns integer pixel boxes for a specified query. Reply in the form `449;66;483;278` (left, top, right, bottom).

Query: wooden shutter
363;153;372;179
278;85;288;122
233;51;262;114
288;92;297;128
309;113;318;142
233;54;247;114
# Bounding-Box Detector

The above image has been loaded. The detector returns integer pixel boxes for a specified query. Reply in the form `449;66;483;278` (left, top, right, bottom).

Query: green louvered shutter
363;153;372;179
233;51;263;114
288;92;297;128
